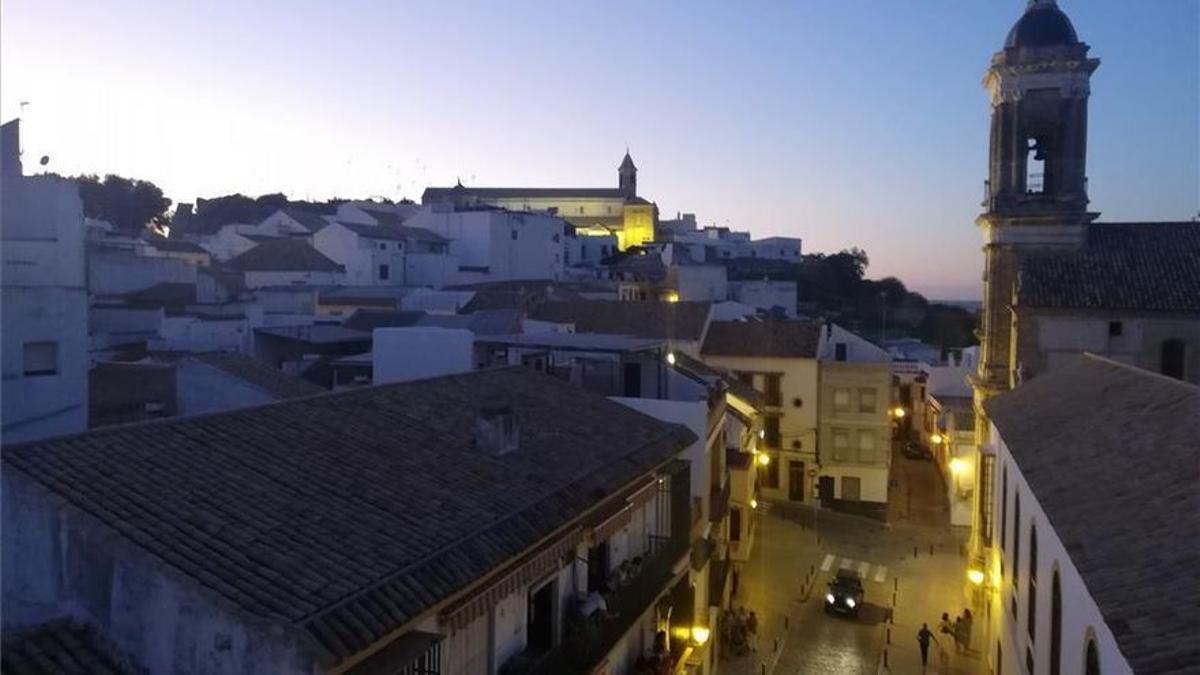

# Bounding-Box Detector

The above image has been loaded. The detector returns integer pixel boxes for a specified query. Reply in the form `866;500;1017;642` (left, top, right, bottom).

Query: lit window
858;388;877;413
23;342;58;376
833;388;851;412
857;431;875;463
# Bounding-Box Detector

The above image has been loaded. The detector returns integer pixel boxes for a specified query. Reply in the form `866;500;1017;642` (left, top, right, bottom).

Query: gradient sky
3;1;1197;299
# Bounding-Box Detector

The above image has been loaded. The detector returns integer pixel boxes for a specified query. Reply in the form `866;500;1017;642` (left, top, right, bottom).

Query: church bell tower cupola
983;0;1099;222
618;151;637;199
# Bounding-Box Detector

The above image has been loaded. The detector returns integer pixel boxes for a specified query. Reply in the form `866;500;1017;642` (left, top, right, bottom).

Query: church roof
422;186;648;204
984;355;1200;674
1019;222;1200;313
619;152;637;172
1005;0;1079;49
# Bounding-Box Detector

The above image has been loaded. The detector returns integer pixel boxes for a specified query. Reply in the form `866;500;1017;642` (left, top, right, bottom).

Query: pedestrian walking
938;612;954;637
960;608;974;651
917;623;939;669
953;614;966;654
747;611;759;652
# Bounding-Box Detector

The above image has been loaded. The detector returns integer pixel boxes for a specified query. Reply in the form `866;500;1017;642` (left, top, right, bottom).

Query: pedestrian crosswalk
820;553;889;583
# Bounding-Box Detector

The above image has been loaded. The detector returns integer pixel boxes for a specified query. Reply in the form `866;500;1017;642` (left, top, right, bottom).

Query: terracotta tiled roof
701;320;821;358
228;239;344;273
1019;222;1200;312
1;619;145;675
336;222;448;243
529;300;712;342
985;355;1200;674
189;352;325;399
3;368;695;665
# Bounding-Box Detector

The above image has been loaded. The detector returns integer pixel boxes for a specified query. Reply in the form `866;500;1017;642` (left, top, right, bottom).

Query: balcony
504;533;690;675
709;480;730;524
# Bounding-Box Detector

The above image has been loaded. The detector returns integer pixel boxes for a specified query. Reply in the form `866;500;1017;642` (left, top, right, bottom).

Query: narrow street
722;444;988;675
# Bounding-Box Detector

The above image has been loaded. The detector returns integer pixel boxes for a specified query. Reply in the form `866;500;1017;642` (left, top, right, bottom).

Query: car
902;442;930;460
824;569;864;618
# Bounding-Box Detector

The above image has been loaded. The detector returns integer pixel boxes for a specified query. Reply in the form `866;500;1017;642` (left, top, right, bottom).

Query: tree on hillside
75;174;172;233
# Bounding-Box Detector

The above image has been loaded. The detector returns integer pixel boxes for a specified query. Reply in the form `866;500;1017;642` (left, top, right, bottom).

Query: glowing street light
930;433;945;445
950;458;967;475
666;352;676;366
691;625;711;645
757;453;771;467
967;568;986;586
750;498;759;510
892;407;906;419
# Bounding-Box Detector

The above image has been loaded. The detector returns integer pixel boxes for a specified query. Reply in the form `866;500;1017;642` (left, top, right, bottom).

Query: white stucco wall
373;327;474;383
2;172;89;442
987;424;1133;675
728;280;797;316
242;270;343;289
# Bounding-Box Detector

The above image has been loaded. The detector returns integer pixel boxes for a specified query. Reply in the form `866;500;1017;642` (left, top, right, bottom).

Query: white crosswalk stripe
819;554;889;583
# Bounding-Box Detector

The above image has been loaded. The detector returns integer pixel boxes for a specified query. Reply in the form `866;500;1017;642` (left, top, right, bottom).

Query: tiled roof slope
1;620;145;675
985;355;1200;674
1019;222;1200;312
227;239;344;273
529;300;711;342
702;320;821;358
3;368;695;666
190;352;326;399
338;222;448;243
285;209;332;232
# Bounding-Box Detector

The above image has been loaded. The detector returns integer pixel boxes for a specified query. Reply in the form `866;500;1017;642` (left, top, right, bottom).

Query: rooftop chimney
475;400;518;456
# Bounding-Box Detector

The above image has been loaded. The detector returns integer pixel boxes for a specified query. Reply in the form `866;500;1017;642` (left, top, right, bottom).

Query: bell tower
975;0;1099;399
618;151;637;199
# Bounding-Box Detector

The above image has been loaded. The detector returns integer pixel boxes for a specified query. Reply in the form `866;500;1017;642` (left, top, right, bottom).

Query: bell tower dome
982;0;1099;228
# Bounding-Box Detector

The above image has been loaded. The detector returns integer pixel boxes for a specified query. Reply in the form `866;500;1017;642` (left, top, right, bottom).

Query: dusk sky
2;0;1196;299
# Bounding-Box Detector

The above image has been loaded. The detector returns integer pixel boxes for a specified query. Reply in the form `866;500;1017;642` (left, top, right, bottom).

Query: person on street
953;614;966;653
747;611;759;652
960;608;974;651
917;623;939;669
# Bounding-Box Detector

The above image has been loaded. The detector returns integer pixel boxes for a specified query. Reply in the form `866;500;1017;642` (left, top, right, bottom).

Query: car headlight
845;598;856;608
825;593;836;604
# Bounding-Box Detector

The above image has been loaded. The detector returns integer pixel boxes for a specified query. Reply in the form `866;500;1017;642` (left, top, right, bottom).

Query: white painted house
980;355;1199;675
313;221;454;288
0;119;90;442
226;238;345;288
405;204;566;284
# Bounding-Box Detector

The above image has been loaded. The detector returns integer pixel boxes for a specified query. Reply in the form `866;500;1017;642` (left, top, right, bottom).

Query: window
980;455;995;543
378;243;386;250
730;508;741;542
763;415;781;449
763;373;782;406
1085;638;1100;675
1000;466;1009;558
835;343;847;361
858;388;877;413
378;264;389;281
1107;321;1122;337
1028;524;1038;640
832;429;849;462
1050;570;1062;675
22;342;58;376
511;230;518;240
1026;136;1046;194
1161;339;1186;379
857;430;876;463
735;371;754;388
833;388;851;412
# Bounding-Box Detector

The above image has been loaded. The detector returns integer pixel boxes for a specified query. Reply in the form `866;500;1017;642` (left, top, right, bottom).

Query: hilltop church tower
618;151;637;199
974;0;1099;406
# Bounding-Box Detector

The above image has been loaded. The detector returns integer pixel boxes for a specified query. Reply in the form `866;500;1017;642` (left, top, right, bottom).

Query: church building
969;2;1200;669
421;152;657;252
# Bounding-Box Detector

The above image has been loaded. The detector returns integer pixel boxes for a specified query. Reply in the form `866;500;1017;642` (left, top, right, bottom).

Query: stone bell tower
975;0;1099;402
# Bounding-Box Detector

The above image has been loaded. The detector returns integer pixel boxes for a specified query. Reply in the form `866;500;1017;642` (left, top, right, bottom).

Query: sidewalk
719;509;822;675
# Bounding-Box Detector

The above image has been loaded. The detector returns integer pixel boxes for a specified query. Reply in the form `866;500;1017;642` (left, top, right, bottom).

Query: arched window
1085;638;1100;675
1028;524;1038;639
1050;570;1062;675
1161;339;1186;380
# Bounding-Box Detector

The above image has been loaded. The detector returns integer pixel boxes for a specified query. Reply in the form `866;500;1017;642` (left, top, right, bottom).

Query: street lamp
930;432;944;445
690;625;711;646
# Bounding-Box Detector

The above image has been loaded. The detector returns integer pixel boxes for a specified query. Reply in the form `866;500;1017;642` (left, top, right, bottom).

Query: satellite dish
39;156;49;166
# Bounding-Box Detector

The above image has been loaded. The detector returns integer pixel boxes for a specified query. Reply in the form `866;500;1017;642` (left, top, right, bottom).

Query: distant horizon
3;0;1196;300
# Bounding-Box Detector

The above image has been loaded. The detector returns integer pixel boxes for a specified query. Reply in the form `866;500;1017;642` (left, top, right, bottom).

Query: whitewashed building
0;119;90;442
405;205;566;284
312;221;453;288
2;368;701;675
980;355;1199;675
227;239;345;288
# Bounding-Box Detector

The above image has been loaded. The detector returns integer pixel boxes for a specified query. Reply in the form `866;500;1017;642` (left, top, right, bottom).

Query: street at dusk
2;1;1198;674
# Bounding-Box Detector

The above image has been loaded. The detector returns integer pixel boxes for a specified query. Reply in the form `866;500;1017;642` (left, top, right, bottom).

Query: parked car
902;442;930;460
824;569;864;618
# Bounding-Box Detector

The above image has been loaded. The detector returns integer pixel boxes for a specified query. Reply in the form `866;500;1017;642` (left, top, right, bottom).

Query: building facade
1;119;90;442
421;152;655;252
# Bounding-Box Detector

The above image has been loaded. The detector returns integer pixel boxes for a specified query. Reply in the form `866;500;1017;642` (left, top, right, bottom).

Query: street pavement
719;444;988;675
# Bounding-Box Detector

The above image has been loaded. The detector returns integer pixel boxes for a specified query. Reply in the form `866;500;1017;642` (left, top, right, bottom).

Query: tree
75;174;171;234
